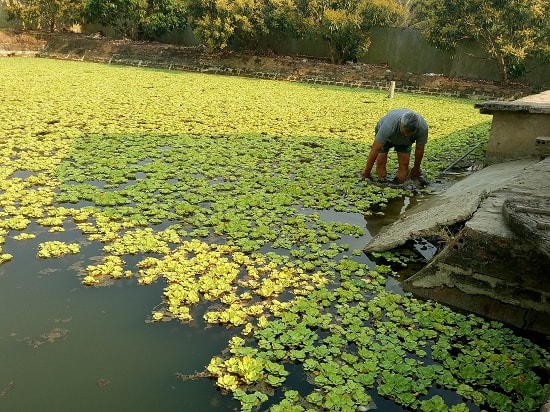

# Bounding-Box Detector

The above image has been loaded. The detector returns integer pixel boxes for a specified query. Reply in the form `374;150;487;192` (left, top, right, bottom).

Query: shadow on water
0;193;427;411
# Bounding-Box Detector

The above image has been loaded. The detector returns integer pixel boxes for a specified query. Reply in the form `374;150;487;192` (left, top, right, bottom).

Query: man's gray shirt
374;109;428;146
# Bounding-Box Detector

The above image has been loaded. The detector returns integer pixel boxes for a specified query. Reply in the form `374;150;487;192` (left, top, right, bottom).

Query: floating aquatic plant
13;233;36;241
83;255;132;285
37;241;80;258
207;265;549;412
1;57;546;412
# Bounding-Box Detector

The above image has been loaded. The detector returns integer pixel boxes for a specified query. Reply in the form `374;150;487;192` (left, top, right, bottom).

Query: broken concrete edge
364;158;540;253
364;190;486;253
401;183;550;329
364;159;550;328
502;196;550;259
475;90;550;115
401;217;550;330
407;260;548;314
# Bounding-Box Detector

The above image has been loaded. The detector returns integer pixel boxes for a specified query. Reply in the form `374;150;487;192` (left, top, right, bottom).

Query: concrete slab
515;89;550;106
397;158;550;334
364;157;541;252
476;89;550;114
475;90;550;163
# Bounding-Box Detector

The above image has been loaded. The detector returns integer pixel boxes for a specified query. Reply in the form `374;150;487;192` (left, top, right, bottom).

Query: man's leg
375;152;388;178
395;152;411;183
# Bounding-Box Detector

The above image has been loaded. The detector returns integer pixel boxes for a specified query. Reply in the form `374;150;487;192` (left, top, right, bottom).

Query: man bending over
361;109;428;184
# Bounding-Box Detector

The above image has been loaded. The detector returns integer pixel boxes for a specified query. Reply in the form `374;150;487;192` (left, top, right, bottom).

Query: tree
185;0;401;58
83;0;187;40
2;0;85;31
186;0;300;52
84;0;142;39
417;0;550;84
139;0;188;39
185;0;236;51
294;0;402;63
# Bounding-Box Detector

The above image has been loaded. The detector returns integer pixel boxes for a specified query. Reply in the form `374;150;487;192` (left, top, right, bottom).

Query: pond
1;58;547;412
0;196;414;411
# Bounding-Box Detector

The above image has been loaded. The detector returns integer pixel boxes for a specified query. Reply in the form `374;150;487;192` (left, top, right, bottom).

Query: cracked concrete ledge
389;157;550;334
364;157;540;252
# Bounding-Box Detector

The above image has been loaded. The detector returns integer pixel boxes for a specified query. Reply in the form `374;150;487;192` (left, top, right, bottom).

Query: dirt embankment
0;30;46;55
1;30;532;100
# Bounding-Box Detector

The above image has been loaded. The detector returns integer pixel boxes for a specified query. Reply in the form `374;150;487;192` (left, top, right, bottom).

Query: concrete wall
262;27;506;82
267;27;549;87
259;36;331;59
404;212;550;335
364;28;507;84
0;7;9;28
486;112;550;163
523;60;550;90
158;26;201;47
363;27;453;76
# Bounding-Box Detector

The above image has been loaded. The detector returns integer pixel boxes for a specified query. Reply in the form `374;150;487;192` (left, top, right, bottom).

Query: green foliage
370;248;419;267
186;0;401;58
83;0;187;40
37;240;80;258
84;0;142;39
2;0;84;31
422;122;491;179
138;0;188;39
420;395;447;412
417;0;550;84
186;0;300;51
295;0;403;62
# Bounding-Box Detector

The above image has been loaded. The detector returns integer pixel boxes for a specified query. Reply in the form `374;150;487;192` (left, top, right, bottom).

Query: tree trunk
496;53;509;85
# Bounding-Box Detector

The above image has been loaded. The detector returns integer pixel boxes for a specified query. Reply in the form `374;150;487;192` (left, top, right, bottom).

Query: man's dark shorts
379;141;412;154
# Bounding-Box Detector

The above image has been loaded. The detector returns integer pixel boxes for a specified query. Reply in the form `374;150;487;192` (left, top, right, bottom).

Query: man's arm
361;141;384;178
411;144;425;178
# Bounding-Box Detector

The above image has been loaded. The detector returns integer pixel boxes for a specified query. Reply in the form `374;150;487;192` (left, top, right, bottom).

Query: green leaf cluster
216;267;549;412
3;0;84;32
37;240;80;258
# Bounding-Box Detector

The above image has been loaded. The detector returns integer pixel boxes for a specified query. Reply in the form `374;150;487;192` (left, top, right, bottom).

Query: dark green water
0;225;239;411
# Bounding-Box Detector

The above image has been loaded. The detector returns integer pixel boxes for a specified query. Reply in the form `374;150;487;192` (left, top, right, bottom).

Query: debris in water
0;381;14;397
20;327;69;348
97;378;110;388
